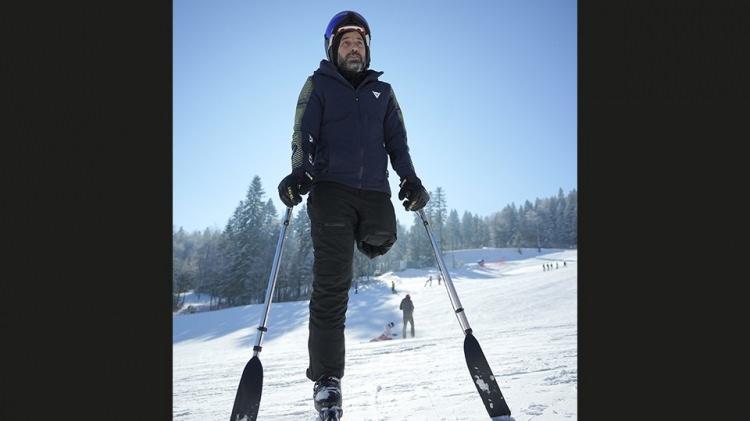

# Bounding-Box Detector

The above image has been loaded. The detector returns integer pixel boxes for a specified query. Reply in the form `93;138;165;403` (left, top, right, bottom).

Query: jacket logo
372;91;381;99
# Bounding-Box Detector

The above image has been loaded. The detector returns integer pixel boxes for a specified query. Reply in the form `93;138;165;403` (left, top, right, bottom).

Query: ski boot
314;376;342;420
318;407;341;421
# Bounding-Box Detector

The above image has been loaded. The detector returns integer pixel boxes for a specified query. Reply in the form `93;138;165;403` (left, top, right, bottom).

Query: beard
338;52;364;72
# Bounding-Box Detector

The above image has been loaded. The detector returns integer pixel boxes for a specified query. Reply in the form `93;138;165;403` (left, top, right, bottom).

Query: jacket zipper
323;67;376;190
356;91;363;188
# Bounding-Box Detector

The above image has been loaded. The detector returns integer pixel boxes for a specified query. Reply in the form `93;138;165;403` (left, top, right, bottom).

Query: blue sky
174;0;577;232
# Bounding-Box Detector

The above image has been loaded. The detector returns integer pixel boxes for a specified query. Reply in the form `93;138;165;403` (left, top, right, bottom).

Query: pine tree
473;214;490;248
490;205;516;247
261;198;282;300
220;203;246;306
524;208;541;250
431;187;448;247
407;212;433;268
518;200;538;247
174;259;195;308
172;226;184;309
193;228;220;296
244;177;279;304
194;228;223;309
444;209;461;251
561;189;577;247
280;205;313;301
173;226;202;309
217;175;280;306
459;211;474;249
537;197;555;247
391;219;409;272
553;188;567;248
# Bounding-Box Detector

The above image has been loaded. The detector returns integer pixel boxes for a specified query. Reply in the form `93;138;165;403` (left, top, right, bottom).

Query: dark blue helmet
324;10;371;69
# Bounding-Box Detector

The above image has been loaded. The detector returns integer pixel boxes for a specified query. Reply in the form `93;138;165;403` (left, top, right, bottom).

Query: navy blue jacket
289;60;416;195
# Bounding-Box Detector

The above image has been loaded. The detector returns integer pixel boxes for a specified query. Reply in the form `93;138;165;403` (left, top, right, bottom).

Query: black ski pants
305;182;397;381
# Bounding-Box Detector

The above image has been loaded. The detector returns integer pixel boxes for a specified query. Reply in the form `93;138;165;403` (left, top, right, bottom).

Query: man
399;294;415;339
277;10;430;419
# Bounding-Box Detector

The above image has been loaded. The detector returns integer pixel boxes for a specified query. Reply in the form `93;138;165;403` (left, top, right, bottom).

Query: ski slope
173;249;577;420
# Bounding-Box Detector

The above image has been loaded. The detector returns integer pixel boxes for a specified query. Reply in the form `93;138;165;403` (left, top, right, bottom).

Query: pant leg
403;314;414;338
354;189;397;259
306;183;358;381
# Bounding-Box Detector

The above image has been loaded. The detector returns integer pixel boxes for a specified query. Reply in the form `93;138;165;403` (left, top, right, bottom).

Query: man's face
337;30;366;72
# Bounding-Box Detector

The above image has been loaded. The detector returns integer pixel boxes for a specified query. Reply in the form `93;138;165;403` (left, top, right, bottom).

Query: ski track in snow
174;249;577;420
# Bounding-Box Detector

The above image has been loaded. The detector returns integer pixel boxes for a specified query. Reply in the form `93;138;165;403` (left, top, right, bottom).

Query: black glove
398;175;429;211
278;170;313;208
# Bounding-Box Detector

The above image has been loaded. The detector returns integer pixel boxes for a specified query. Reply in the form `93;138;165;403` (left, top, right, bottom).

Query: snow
174;248;577;420
474;376;491;393
316;388;337;402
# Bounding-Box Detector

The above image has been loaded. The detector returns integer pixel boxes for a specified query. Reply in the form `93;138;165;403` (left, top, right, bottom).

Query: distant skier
399;294;415;338
369;321;396;342
437;274;442;285
543;264;546;272
564;260;567;267
424;275;432;287
556;262;559;269
391;280;396;294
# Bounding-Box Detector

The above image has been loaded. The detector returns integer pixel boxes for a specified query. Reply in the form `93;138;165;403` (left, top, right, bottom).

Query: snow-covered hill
173;249;577;420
